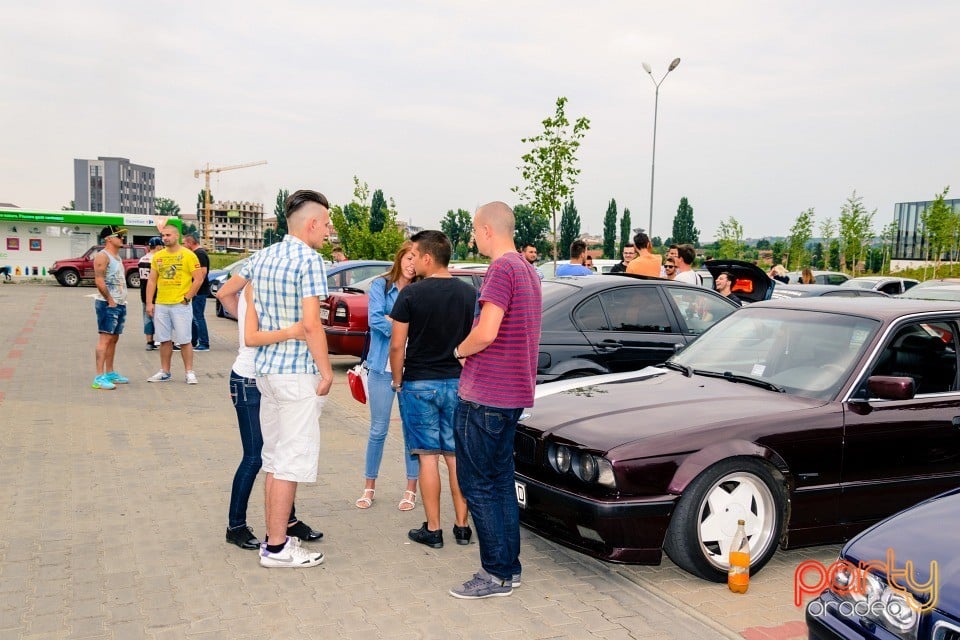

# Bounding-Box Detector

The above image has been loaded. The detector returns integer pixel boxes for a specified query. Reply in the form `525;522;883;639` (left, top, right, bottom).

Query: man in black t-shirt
390;230;476;550
139;238;163;350
183;234;212;350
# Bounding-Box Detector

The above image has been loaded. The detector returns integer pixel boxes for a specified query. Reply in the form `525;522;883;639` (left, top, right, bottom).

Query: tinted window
868;322;958;395
824;274;848;285
573;296;608;330
541;280;582;310
598;287;672;332
878;282;901;295
665;288;736;334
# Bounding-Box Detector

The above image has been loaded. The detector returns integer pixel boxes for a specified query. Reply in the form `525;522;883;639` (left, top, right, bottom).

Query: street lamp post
642;57;681;240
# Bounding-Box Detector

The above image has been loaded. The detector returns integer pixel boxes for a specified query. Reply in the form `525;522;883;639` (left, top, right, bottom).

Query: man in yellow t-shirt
145;224;204;384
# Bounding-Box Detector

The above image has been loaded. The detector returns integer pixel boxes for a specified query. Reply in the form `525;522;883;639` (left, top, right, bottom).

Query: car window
573;296;609;330
596;286;672;332
665;288;735;334
824;274;848;285
347;266;388;285
822;290;861;297
867;322;958;395
878;282;901;295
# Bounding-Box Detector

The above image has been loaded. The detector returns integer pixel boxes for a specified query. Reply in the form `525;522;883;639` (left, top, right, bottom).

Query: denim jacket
364;276;398;374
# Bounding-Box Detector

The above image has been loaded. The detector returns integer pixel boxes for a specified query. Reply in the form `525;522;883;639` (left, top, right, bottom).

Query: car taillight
334;303;348;322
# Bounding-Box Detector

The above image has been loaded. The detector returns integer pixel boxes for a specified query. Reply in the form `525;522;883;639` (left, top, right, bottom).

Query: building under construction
194;200;266;252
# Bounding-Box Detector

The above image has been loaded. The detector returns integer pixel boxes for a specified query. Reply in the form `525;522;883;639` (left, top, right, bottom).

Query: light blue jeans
364;368;419;480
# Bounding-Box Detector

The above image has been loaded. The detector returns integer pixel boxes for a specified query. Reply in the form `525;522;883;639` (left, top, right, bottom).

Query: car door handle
598;339;622;351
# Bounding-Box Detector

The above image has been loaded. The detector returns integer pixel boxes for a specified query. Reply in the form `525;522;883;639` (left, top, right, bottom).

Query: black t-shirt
195;248;211;296
609;261;628;274
390;277;477;381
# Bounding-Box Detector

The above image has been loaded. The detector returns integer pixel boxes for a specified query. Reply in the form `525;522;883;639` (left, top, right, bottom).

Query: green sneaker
92;375;116;391
105;371;129;384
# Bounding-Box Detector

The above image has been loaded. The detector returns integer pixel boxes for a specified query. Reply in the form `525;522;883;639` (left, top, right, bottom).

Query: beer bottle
727;519;750;594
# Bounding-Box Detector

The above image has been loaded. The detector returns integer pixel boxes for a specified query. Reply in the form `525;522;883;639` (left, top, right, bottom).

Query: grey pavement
0;282;829;640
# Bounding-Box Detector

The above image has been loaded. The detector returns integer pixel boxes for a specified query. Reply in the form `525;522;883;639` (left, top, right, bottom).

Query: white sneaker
146;370;172;383
259;537;323;568
185;371;198;385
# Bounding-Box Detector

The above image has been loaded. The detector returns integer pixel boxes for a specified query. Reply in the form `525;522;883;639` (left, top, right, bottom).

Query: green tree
755;239;771;250
512;96;591;263
715;216;744;259
559;200;581;260
369;189;387;233
828;239;841;270
273;188;290;240
919;187;954;276
878;219;899;274
154;197;181;218
62;200;75;211
263;227;278;247
812;242;824;269
197;189;214;211
771;240;785;266
602;198;618;258
786;208;816;270
651;236;662;248
619;207;632;253
838;191;875;274
440;209;473;251
329;176;406;260
672;197;699;246
512;204;550;256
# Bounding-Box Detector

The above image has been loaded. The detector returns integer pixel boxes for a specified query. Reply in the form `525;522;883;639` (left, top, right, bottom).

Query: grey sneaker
449;570;513;599
146;370;172;382
512;573;522;587
185;371;198;385
259;536;323;568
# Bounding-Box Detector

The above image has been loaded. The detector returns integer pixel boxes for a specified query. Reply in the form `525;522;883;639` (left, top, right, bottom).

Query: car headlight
547;444;572;474
574;453;597;482
596;458;616;488
832;568;920;640
880;588;918;633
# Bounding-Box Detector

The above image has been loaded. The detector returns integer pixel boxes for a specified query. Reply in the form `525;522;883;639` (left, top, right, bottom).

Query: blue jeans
364;368;419;480
141;305;154;337
191;294;209;348
454;399;523;582
228;371;296;529
399;378;460;455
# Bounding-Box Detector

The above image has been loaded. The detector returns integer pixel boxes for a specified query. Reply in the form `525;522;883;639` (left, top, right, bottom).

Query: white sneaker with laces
185;371;198;385
146;370;172;383
259;537;323;568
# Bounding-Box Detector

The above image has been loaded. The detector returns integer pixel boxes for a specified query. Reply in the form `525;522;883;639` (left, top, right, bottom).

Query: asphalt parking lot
0;281;840;639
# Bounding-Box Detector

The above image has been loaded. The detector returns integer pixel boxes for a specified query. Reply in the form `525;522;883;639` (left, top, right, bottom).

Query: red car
322;268;486;357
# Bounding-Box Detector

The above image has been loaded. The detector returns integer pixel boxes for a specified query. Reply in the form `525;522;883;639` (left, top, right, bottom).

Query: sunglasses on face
664;265;676;269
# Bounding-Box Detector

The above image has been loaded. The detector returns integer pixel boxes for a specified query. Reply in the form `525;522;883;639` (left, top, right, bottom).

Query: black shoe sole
225;535;260;550
408;532;443;548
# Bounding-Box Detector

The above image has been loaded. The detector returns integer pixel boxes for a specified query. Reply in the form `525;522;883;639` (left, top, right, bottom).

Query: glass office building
893;198;960;260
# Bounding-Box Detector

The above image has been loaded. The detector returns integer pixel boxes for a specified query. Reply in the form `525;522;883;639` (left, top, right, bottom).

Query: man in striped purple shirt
449;201;542;599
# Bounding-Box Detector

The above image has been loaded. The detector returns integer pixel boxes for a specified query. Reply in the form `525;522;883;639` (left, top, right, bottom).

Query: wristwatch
390;381;402;392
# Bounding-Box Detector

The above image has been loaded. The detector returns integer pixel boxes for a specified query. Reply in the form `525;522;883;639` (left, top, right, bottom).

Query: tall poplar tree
672;197;699;245
369;189;387;233
602;198;618;258
559;200;581;260
619;207;632;253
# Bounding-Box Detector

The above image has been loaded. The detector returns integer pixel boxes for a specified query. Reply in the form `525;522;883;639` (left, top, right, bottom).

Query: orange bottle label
728;551;750;592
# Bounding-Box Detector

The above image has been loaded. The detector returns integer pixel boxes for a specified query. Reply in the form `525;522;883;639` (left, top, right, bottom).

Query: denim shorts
141;306;155;336
95;300;127;335
398;378;460;456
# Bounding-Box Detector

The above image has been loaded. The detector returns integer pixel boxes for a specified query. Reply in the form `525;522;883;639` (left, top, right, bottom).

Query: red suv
50;244;147;288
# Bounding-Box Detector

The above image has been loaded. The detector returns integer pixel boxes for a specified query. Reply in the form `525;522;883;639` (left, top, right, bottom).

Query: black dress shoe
408;522;443;548
287;520;323;541
453;524;472;545
226;526;260;550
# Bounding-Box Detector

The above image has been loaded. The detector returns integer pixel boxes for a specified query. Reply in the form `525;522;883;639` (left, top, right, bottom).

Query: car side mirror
673;343;685;354
867;376;915;401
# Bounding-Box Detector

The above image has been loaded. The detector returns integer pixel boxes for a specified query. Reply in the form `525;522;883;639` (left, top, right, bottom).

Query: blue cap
148;237;163;247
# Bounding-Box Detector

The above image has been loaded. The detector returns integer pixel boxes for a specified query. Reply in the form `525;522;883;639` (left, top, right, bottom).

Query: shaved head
475;201;515;236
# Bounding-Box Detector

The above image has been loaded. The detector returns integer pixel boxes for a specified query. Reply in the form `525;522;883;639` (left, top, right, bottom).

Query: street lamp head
668;57;681;72
642;62;652;74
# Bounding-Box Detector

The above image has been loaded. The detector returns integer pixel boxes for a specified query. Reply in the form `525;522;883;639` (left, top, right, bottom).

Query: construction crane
194;160;267;248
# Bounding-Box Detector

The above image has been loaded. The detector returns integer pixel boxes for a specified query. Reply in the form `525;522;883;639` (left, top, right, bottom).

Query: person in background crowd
626;232;661;277
609;243;637;273
555;240;593;276
182;233;211;351
715;271;742;306
584;255;595;271
449;202;541;599
800;267;815;284
770;264;790;284
355;242;420;512
673;244;701;285
145;224;203;384
91;225;129;390
520;243;543;280
332;247;348;262
139;237;163;350
663;258;677;280
390;230;475;550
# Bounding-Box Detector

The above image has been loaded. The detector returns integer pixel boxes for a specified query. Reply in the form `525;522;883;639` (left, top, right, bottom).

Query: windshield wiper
695;369;785;393
663;361;693;378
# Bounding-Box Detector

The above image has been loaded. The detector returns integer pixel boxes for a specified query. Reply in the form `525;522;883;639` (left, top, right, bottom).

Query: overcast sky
3;1;958;241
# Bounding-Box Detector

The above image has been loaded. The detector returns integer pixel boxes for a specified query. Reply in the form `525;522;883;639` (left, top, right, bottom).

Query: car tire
215;300;224;318
663;457;785;583
126;270;140;289
59;269;80;287
209;281;219;295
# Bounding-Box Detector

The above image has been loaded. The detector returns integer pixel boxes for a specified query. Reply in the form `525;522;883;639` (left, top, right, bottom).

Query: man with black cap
92;225;130;390
139;237;163;350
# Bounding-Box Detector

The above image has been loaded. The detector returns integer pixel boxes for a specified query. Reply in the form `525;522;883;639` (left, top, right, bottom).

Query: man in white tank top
92;226;129;390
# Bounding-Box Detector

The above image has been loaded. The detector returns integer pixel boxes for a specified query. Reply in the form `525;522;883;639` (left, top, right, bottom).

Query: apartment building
74;157;155;215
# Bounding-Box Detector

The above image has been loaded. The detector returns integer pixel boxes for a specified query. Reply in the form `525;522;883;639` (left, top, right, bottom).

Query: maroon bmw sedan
514;297;960;582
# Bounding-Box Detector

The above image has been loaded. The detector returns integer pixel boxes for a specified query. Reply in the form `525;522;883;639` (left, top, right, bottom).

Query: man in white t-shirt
673;244;702;286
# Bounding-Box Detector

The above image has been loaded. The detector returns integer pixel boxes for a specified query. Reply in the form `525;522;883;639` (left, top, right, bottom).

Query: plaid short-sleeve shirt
239;235;328;375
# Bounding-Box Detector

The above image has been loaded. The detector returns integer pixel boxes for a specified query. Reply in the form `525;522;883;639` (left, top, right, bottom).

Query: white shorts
153;303;193;345
257;373;326;482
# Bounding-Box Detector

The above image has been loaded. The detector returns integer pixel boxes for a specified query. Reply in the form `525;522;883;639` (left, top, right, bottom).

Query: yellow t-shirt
151;247;201;304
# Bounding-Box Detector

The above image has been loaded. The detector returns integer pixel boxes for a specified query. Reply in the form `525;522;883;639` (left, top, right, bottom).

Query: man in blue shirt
237;189;334;569
555;240;594;276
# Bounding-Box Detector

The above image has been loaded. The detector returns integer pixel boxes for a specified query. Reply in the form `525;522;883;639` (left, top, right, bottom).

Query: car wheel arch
667;440;791;495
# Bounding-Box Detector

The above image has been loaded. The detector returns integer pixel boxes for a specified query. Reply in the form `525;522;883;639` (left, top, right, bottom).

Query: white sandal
398;490;417;511
355;488;375;509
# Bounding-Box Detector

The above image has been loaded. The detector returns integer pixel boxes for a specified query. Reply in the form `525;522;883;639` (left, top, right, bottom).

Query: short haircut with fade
569;239;587;259
677;244;696;266
410;230;452;267
285;189;330;218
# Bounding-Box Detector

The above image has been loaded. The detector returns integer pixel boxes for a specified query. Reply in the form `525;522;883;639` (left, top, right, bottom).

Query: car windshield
671;307;881;400
899;286;960;302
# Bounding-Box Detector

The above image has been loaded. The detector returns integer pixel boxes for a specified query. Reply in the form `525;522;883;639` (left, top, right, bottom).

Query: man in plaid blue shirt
236;189;335;568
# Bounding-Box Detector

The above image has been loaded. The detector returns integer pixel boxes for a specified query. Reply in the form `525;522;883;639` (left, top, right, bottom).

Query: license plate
320;308;329;321
515;481;526;508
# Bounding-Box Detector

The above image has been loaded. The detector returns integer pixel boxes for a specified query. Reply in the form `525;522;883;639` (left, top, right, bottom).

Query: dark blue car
806;487;960;639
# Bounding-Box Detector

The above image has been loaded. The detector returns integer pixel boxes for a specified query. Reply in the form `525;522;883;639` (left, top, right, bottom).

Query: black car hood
703;259;774;303
523;368;824;452
841;488;960;614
